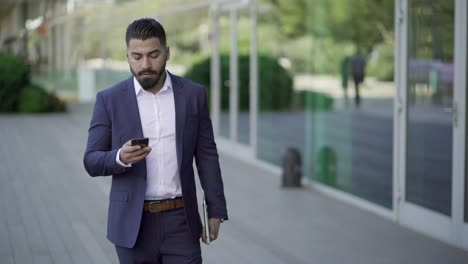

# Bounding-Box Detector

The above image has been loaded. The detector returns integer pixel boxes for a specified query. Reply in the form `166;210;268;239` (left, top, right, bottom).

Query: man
83;18;228;264
351;50;366;106
340;56;350;104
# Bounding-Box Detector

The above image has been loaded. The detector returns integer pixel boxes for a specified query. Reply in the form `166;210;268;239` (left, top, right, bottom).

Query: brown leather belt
143;197;184;213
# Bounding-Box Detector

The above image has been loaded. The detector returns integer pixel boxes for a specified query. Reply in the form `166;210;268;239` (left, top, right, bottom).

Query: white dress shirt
116;72;182;200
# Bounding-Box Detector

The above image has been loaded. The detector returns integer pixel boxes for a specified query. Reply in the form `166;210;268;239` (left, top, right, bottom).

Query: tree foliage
267;0;308;38
268;0;394;51
408;0;454;60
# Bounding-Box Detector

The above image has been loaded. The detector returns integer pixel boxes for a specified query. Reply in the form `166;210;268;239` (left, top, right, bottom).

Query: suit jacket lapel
121;77;147;177
171;73;186;172
122;77;144;139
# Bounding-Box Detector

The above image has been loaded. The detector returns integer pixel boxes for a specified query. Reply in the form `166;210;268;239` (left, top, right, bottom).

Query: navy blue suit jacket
83;73;228;248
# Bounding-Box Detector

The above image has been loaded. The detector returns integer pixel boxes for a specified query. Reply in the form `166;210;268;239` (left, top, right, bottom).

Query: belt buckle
148;200;162;213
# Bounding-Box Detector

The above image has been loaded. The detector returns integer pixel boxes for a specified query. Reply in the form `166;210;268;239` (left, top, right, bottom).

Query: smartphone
130;138;149;147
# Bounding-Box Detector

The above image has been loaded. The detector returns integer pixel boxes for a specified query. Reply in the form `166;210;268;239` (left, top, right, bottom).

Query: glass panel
406;0;454;216
238;101;251;145
257;0;394;208
219;23;230;139
237;66;250;145
237;18;251;145
257;6;307;166
217;14;250;144
308;0;395;208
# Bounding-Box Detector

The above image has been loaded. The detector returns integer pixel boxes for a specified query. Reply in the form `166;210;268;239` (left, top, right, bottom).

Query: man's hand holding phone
119;138;151;165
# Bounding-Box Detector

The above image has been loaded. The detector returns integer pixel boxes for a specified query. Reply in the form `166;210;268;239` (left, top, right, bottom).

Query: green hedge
184;53;293;111
0;51;66;113
290;91;334;111
18;84;66;113
0;52;30;112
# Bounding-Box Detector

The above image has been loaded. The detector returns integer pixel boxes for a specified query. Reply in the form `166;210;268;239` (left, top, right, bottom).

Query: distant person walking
351;50;366;106
340;56;351;104
83;18;228;263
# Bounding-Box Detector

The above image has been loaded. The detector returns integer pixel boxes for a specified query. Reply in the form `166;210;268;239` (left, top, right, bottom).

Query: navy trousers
115;208;202;264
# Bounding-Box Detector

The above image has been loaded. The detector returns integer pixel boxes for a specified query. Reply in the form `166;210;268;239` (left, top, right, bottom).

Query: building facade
210;0;468;251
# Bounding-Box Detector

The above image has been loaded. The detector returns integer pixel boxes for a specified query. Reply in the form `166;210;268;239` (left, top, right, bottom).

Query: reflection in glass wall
257;0;395;208
219;26;231;139
256;4;303;165
406;0;454;216
215;12;252;145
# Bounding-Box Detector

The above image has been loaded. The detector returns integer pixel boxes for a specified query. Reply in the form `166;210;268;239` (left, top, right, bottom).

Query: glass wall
216;10;251;145
256;0;395;208
231;11;251;146
406;0;454;216
255;1;311;165
219;19;231;140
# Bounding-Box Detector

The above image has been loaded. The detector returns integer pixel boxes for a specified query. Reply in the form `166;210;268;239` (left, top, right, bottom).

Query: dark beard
130;63;166;91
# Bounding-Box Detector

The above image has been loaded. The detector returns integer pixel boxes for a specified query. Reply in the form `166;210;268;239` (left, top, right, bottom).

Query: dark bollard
282;147;302;187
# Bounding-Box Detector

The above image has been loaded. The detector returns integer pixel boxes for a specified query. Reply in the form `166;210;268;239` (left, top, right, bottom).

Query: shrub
0;51;66;113
18;84;66;113
0;52;30;112
184;53;294;111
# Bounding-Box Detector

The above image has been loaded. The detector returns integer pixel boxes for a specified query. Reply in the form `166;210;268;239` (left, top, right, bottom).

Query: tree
266;0;308;38
268;0;395;52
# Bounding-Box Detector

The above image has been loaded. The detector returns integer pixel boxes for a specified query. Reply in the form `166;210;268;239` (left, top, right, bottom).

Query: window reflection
257;0;395;208
406;0;454;216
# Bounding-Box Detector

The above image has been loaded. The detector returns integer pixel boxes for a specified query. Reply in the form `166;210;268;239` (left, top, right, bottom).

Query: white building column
453;0;468;249
210;3;221;137
249;0;258;155
229;9;239;142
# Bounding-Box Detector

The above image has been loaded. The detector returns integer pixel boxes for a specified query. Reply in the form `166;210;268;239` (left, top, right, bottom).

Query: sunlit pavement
0;103;467;264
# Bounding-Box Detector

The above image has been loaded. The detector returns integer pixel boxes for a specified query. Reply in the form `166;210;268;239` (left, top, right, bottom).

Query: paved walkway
0;103;467;264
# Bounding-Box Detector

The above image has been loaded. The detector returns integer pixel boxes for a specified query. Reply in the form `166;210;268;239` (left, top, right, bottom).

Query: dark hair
125;18;166;47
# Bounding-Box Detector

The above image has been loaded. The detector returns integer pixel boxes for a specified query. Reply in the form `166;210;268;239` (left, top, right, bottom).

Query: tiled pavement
0;103;467;264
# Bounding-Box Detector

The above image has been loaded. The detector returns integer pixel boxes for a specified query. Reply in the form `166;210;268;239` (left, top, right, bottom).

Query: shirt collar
133;70;172;96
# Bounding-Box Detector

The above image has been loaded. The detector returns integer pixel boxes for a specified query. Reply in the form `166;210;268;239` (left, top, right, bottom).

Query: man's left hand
202;218;221;243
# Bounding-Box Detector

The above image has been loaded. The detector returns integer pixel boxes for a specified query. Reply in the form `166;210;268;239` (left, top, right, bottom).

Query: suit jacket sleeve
83;92;129;177
195;87;228;221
